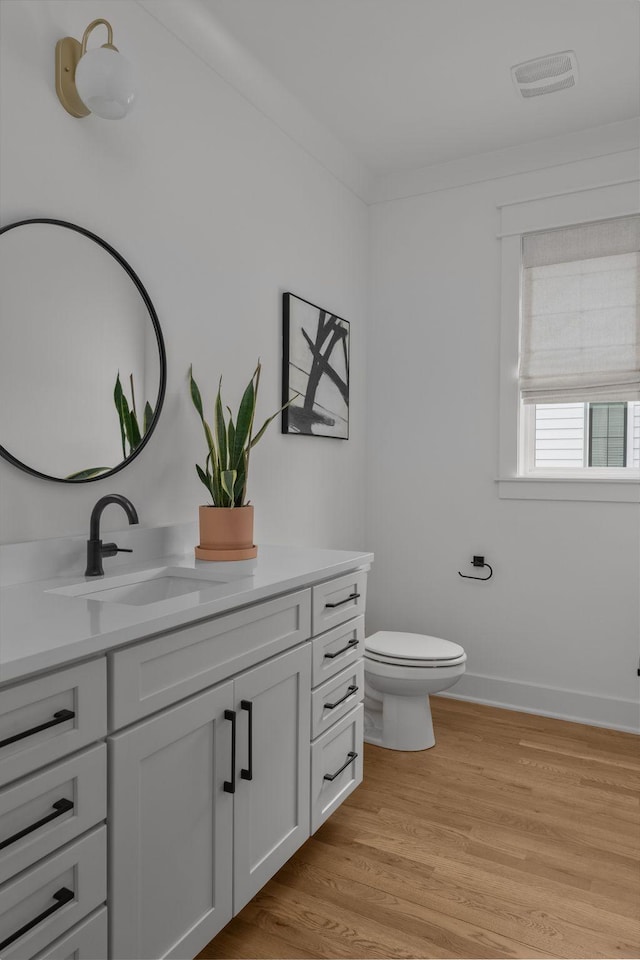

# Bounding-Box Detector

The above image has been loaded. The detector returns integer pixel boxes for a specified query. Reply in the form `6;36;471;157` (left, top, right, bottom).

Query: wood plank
303;834;637;959
201;699;640;959
195;918;318;959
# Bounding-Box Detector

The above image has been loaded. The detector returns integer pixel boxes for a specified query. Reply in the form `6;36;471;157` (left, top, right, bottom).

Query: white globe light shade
75;47;136;120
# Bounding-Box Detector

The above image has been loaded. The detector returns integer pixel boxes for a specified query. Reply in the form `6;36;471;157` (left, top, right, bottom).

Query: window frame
497;180;640;503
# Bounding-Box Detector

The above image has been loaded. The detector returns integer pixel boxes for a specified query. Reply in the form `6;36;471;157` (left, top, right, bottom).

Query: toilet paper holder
458;555;493;581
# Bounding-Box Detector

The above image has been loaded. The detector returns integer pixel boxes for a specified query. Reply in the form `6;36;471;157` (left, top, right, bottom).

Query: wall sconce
55;19;135;119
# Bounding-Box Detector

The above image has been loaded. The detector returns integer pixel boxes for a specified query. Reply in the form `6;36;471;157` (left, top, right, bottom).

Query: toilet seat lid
364;631;465;663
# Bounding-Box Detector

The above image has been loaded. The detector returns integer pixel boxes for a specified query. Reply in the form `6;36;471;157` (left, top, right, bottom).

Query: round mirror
0;219;166;482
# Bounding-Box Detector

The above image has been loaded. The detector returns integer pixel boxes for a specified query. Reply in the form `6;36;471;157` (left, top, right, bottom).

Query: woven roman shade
519;215;640;404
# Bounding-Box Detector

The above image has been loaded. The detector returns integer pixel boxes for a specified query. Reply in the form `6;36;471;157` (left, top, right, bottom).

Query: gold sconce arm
81;19;117;54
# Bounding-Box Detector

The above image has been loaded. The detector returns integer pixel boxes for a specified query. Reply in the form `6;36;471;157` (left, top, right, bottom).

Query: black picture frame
281;292;349;439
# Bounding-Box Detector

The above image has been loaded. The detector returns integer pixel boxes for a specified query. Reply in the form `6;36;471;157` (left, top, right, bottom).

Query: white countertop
0;543;373;685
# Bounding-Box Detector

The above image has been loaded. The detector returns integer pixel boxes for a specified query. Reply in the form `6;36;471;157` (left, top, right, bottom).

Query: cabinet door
109;682;234;960
233;644;311;912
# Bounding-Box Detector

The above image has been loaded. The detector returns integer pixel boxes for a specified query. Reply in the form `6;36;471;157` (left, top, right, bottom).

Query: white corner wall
0;0;368;549
1;0;638;733
367;147;640;732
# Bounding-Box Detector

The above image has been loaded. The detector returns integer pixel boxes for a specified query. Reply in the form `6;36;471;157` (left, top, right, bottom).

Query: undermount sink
47;567;229;606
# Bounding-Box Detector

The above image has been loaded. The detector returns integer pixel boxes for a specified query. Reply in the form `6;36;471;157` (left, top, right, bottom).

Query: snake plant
114;372;154;460
65;373;153;480
189;361;294;507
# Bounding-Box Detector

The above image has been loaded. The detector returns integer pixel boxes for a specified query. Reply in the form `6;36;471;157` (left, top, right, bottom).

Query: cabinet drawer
0;744;106;885
0;826;106;960
311;661;364;740
312;571;366;636
30;907;107;960
0;661;106;788
312;616;364;687
310;705;363;833
109;589;311;728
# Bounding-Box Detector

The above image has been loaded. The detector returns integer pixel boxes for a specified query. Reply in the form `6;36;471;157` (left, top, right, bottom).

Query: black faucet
85;495;139;577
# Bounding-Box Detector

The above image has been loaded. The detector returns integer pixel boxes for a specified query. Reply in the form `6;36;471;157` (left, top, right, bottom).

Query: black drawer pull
324;637;358;660
0;886;74;952
240;700;253;781
0;798;74;852
0;709;75;750
325;592;360;609
223;709;236;793
324;685;358;711
323;751;358;782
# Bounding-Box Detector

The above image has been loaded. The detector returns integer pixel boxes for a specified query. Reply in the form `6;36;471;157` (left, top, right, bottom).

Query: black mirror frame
0;218;167;483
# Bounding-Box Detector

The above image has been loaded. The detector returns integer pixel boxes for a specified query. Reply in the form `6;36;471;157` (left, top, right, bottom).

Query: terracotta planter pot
195;505;258;561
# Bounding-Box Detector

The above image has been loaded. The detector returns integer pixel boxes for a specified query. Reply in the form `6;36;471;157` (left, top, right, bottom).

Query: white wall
367;148;640;731
1;0;637;732
0;0;368;549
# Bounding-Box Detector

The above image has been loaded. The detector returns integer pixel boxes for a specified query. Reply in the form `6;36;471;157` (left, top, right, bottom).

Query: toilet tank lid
365;631;465;661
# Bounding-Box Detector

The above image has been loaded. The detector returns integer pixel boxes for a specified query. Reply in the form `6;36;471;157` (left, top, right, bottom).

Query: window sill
498;477;640;502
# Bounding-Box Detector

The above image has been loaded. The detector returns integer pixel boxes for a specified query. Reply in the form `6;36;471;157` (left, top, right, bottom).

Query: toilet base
364;693;436;751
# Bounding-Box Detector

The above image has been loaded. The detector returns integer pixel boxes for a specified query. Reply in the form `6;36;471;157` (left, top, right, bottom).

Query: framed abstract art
281;292;349;439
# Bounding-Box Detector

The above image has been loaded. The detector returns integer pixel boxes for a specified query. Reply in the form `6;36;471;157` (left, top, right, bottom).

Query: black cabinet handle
325;592;360;609
240;700;253;781
323;751;358;782
324;638;358;660
223;709;236;793
0;709;75;750
0;798;74;852
0;887;74;952
324;685;358;711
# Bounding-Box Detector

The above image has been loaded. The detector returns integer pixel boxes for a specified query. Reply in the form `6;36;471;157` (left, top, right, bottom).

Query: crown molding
370;118;640;204
136;0;375;204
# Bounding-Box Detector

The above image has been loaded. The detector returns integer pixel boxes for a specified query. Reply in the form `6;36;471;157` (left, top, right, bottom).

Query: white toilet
363;631;466;751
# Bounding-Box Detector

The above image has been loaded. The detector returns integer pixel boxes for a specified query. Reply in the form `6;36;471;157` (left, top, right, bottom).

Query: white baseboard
435;672;640;734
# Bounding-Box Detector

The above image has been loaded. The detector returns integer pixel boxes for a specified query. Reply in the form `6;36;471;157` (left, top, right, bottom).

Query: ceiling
204;0;640;175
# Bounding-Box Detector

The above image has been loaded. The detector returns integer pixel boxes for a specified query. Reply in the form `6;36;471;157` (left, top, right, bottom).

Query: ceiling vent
511;50;578;98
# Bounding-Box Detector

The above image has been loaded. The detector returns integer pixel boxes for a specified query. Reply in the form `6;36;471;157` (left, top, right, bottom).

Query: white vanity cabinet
0;552;369;960
109;643;311;960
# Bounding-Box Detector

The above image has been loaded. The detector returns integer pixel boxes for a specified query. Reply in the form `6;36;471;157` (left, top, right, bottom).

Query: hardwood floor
197;698;640;959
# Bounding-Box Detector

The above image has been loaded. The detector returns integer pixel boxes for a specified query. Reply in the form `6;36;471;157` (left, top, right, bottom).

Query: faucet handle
102;542;133;558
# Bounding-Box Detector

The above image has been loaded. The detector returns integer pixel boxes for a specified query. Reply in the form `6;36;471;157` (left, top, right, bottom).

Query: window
498;179;640;502
517;214;640;480
528;401;640;470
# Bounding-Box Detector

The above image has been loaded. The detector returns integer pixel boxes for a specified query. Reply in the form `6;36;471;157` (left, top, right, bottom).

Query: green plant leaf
114;373;127;459
196;463;214;502
129;373;138;419
237;362;261;504
189;366;204;419
117;392;135;452
189;366;216;457
215;377;228;471
204;420;215;457
129;409;142;449
233;453;247;506
227;413;235;461
143;402;154;435
66;467;111;480
221;469;237;505
232;372;256;467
